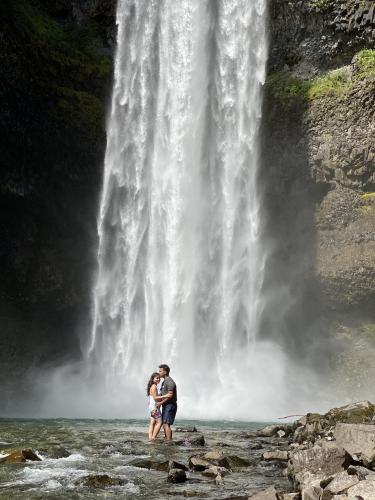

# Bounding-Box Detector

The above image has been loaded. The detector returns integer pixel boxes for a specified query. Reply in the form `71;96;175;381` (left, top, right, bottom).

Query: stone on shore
0;449;41;463
176;434;205;447
334;422;375;465
202;465;229;478
346;479;375;499
257;425;284;437
176;426;198;433
250;486;278;499
202;451;252;469
167;468;187;483
262;450;289;461
189;455;212;471
288;445;350;488
168;460;188;471
323;471;359;495
47;446;71;459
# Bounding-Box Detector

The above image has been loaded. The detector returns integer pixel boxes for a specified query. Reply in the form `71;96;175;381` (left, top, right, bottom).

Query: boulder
334;422;375;465
128;458;169;471
288;445;350;488
262;450;289;461
282;494;300;500
176;434;205;447
0;449;41;463
250;486;278;499
257;425;283;437
81;474;126;488
168;460;188;471
189;456;211;471
201;465;229;478
301;485;323;500
323;471;359;495
201;451;252;469
347;464;375;480
167;468;187;483
346;479;375;499
47;446;71;459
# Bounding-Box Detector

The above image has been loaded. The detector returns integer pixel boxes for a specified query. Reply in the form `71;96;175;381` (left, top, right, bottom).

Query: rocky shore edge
1;401;375;499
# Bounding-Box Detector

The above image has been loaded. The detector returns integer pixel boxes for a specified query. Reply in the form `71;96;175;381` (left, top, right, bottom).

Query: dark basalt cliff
0;0;374;408
264;0;375;396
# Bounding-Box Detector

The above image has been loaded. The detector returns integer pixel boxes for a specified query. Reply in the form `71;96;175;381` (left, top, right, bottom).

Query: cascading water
87;0;286;419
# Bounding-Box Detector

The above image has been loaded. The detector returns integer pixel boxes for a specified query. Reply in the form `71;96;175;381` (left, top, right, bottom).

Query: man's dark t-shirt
161;376;177;404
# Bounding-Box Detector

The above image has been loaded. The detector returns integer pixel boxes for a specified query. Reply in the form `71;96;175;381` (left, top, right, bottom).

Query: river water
0;419;289;499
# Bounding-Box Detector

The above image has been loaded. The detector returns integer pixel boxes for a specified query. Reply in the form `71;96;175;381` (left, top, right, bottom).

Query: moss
308;68;352;99
361;192;375;201
308;0;333;12
54;86;105;131
265;72;309;108
356;49;375;76
6;0;111;84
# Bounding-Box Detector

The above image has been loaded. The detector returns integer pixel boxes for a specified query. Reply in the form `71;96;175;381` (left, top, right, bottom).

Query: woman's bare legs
151;418;162;440
148;418;156;440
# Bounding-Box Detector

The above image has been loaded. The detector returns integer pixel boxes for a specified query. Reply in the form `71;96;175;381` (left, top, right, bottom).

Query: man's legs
163;423;172;440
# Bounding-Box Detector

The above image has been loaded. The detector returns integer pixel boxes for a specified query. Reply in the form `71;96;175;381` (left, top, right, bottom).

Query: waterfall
88;0;278;419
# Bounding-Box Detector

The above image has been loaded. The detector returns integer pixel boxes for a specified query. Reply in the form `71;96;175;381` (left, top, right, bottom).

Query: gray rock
188;455;211;471
347;464;375;480
262;450;289;461
257;425;283;437
167;468;187;483
47;446;71;459
201;465;229;478
324;471;359;495
128;458;169;471
202;450;252;469
282;494;300;500
168;460;188;471
176;426;198;433
250;486;278;499
334;423;375;465
80;474;126;488
347;478;375;499
176;434;205;447
301;485;323;500
289;445;349;488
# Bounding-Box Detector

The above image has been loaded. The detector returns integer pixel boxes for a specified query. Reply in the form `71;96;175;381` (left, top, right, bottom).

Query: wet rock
176;434;205;447
282;494;300;500
47;446;71;459
189;456;212;471
278;430;287;438
176;426;198;433
250;486;278;499
168;468;187;483
0;449;41;463
202;451;252;469
81;474;126;488
346;478;375;498
168;460;188;471
201;465;229;478
128;458;169;471
323;471;359;495
249;443;264;450
288;445;350;488
262;450;289;461
257;425;284;437
334;422;375;465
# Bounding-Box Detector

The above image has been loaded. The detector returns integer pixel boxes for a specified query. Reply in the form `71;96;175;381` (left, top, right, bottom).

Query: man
157;364;177;441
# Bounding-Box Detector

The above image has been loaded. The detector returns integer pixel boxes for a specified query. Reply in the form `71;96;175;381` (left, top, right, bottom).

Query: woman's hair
146;372;160;395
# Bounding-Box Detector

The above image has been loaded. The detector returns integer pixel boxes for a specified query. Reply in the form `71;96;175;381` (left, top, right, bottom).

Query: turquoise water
0;419;284;499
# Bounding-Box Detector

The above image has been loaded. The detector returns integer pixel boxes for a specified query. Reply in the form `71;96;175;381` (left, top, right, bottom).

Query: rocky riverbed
1;401;375;499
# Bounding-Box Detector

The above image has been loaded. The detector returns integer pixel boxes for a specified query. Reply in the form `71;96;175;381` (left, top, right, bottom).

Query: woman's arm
150;385;164;399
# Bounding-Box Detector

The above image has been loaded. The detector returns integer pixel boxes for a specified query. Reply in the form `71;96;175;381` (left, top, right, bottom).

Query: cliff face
264;0;375;396
0;0;115;407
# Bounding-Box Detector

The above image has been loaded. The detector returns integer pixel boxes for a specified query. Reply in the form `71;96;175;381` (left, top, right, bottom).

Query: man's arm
156;391;173;407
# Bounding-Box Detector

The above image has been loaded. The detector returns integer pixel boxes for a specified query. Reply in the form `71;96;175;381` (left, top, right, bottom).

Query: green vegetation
1;0;111;130
266;49;375;106
307;68;351;99
308;0;333;13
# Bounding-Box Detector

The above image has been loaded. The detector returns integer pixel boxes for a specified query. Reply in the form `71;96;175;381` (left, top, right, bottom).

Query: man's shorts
162;402;177;425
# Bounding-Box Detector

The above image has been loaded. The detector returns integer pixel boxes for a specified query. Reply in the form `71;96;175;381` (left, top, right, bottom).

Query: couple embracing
147;364;177;441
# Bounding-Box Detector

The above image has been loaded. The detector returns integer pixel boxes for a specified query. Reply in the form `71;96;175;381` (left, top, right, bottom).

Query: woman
146;372;163;440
